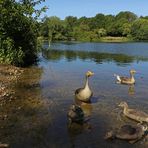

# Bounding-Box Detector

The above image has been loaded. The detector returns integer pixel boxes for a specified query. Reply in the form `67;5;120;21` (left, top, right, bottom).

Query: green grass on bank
39;36;133;43
98;36;132;42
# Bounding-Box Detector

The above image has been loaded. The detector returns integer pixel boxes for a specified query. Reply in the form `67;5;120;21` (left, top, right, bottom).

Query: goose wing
75;88;83;94
120;76;131;81
119;125;136;135
128;109;148;118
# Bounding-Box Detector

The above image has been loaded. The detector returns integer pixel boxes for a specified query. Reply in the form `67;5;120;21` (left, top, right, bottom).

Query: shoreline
39;36;148;43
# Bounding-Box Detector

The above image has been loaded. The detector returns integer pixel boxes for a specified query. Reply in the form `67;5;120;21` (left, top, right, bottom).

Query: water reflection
128;85;135;95
67;104;85;124
42;49;148;66
67;98;93;126
67;121;92;148
67;100;92;148
75;98;93;118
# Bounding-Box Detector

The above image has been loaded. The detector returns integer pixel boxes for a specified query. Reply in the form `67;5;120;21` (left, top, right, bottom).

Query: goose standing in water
114;69;136;85
75;71;94;102
118;101;148;123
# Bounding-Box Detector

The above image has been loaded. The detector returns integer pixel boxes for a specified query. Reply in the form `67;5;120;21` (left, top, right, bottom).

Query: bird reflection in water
75;98;93;118
67;98;93;130
128;85;135;95
67;99;93;147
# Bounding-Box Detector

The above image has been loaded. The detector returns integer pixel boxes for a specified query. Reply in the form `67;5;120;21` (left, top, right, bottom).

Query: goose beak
86;71;94;77
130;69;136;74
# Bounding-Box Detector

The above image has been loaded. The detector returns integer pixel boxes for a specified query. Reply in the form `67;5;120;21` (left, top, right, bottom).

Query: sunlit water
1;42;148;148
40;42;148;148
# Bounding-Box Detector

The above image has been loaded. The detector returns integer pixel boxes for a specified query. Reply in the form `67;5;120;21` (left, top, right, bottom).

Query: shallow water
1;42;148;148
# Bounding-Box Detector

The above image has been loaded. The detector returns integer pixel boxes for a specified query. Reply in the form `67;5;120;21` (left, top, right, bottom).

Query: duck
118;101;148;123
105;124;147;144
75;71;94;102
114;69;136;85
67;104;84;124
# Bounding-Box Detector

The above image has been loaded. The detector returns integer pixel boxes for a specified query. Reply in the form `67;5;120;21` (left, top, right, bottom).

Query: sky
38;0;148;19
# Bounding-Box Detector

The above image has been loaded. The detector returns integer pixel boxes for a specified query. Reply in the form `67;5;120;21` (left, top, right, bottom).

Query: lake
1;42;148;148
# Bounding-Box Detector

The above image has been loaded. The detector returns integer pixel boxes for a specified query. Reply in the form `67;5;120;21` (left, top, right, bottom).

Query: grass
99;36;132;42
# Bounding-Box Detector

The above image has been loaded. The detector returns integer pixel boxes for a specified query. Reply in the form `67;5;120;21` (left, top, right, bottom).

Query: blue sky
39;0;148;19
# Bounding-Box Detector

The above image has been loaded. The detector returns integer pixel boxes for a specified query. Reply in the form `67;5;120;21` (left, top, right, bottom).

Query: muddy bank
0;64;55;147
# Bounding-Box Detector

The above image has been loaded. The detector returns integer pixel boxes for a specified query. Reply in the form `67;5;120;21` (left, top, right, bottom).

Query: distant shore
40;36;134;43
98;36;132;42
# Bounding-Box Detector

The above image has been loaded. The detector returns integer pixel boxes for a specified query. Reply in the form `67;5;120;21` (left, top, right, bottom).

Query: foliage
40;11;148;41
131;19;148;40
115;11;137;22
0;0;46;66
40;16;68;41
0;37;24;65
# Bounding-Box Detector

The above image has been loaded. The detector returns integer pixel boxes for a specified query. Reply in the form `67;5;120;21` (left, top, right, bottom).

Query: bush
0;37;24;65
0;0;45;66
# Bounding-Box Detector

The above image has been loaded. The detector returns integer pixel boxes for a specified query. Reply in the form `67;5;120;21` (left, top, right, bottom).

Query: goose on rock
114;69;136;85
75;71;94;102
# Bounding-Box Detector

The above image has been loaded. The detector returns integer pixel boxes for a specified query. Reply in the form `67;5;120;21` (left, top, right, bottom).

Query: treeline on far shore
39;11;148;42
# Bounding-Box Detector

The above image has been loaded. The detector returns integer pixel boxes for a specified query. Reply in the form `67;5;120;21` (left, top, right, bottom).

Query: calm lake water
1;42;148;148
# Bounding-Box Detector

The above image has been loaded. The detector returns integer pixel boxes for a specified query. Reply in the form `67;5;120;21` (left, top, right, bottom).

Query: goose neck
84;76;89;89
130;73;134;79
123;105;128;113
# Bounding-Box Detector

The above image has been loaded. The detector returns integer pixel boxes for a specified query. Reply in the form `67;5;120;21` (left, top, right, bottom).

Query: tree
131;19;148;40
116;11;137;22
122;23;131;36
89;13;106;30
0;0;46;66
39;11;148;41
65;16;77;31
106;11;137;36
97;28;107;37
65;16;77;40
42;16;67;41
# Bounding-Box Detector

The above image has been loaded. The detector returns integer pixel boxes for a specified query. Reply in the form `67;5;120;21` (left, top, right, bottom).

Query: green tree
0;0;46;66
41;16;67;41
122;23;131;36
107;12;137;36
65;16;77;40
39;11;147;41
116;11;137;22
131;19;148;40
65;16;77;31
89;13;106;30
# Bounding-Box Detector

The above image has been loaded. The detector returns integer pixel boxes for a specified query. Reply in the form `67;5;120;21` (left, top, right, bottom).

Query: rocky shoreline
0;64;55;147
0;65;24;102
0;65;24;147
